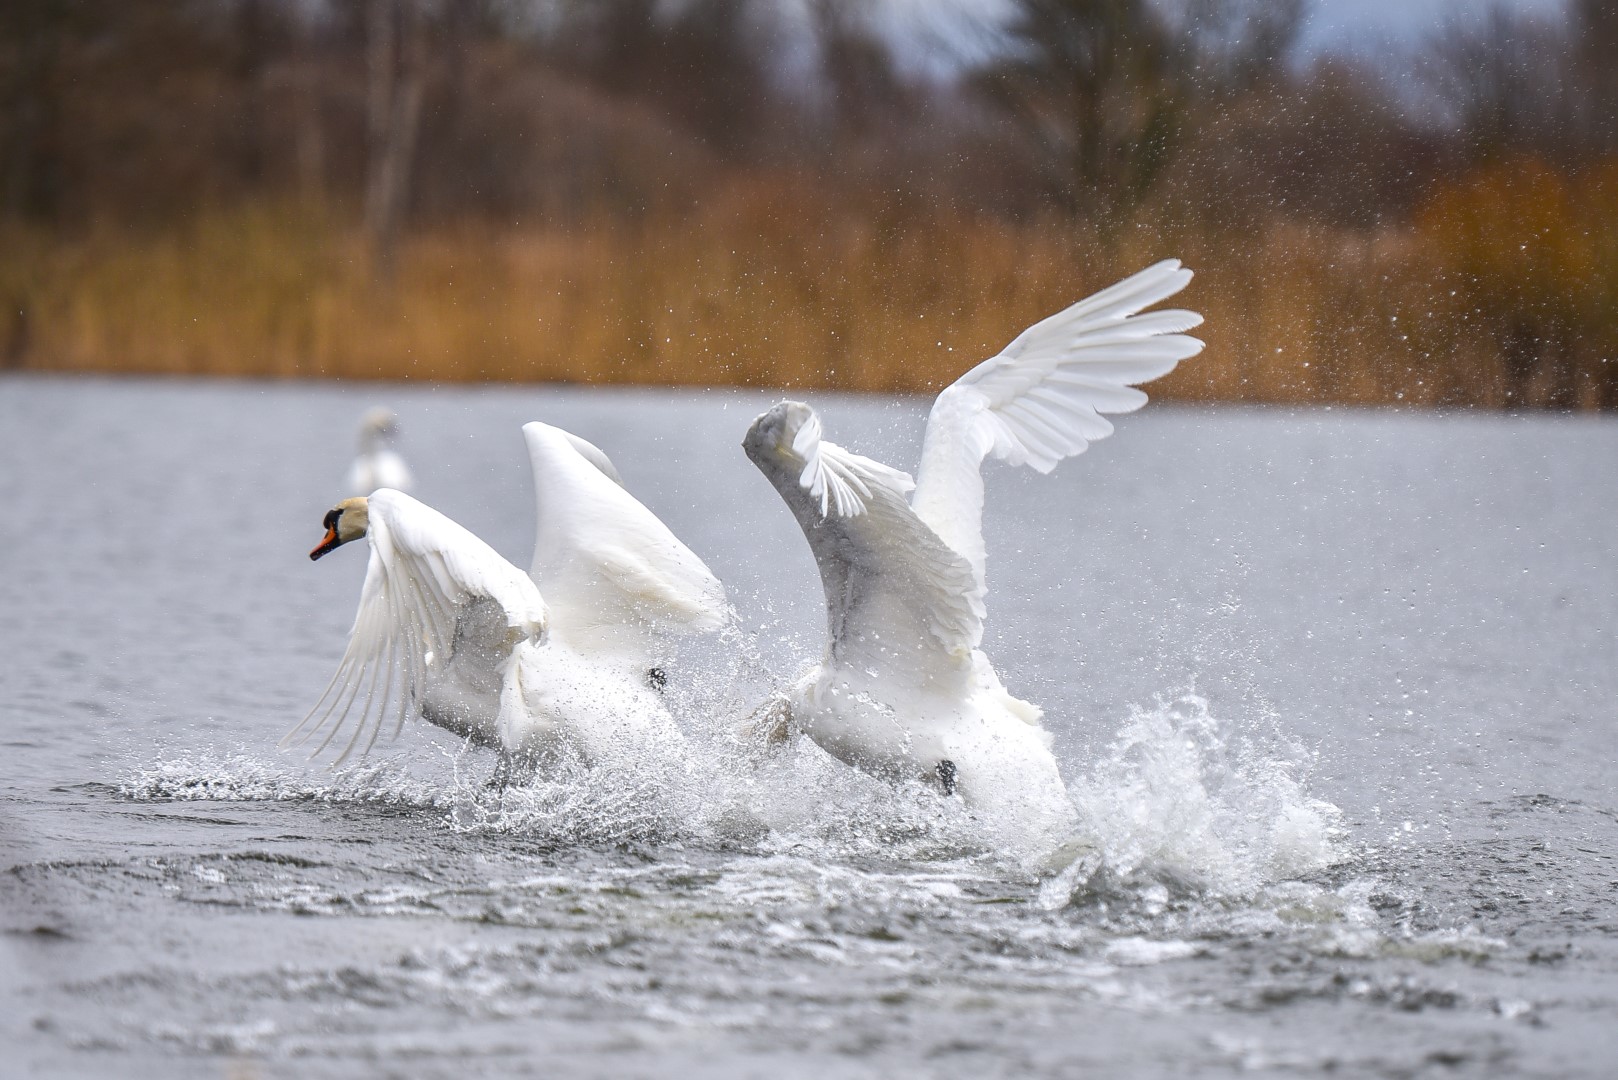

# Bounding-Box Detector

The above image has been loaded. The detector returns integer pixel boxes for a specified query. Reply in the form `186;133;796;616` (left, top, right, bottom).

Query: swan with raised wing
289;421;729;776
742;261;1204;853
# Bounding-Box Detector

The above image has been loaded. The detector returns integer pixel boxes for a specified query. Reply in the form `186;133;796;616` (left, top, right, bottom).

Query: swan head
310;496;369;561
742;400;815;465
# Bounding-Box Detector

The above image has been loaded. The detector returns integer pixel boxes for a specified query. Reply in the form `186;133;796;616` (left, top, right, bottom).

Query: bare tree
545;0;778;159
0;0;76;219
1173;0;1302;94
808;0;909;141
975;0;1182;227
1571;0;1618;156
363;0;425;283
1422;5;1575;165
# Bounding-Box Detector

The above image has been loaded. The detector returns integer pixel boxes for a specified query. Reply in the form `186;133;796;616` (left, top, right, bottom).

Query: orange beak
309;526;343;561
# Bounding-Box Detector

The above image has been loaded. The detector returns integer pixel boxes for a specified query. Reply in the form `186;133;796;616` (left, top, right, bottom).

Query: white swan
347;406;414;494
288;421;729;775
742;261;1205;852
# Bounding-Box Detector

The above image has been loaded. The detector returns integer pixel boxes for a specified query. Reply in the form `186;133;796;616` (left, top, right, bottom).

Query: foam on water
120;750;442;808
118;684;1346;905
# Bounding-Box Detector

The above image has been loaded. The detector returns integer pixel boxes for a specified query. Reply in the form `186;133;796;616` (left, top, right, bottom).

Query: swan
287;421;729;776
742;260;1204;852
347;406;414;494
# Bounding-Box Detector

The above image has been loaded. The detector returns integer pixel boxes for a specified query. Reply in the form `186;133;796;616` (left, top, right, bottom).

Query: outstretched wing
285;489;546;765
911;260;1204;592
743;402;983;683
524;422;728;663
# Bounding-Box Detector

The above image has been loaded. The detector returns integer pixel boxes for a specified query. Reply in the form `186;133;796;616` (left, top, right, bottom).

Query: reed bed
6;167;1615;408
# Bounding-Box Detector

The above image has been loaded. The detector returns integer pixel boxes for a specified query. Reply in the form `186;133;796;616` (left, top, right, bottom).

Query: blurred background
1;0;1614;408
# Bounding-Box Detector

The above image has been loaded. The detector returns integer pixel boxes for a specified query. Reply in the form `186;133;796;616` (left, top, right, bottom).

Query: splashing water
1032;692;1347;910
120;688;1345;901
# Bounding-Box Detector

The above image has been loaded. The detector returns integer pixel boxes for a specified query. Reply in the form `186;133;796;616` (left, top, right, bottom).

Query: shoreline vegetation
7;161;1617;409
4;3;1617;408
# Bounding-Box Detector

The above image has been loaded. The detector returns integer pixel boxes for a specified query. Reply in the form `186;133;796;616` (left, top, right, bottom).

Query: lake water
2;375;1615;1079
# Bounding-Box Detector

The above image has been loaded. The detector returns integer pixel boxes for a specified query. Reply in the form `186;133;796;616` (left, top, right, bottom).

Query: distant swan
743;261;1204;850
348;406;414;494
288;422;729;775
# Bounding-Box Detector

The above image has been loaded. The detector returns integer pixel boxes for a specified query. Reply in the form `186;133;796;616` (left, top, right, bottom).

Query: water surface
2;376;1615;1078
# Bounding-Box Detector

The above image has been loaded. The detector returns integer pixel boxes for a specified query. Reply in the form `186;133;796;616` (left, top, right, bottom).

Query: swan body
348;407;414;494
291;422;726;772
743;261;1205;852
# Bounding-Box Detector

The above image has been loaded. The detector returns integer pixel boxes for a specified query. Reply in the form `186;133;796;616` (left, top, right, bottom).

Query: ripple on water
82;689;1574;1071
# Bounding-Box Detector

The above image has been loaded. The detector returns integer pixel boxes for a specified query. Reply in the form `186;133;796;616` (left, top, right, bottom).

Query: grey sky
1296;0;1569;53
874;0;1572;72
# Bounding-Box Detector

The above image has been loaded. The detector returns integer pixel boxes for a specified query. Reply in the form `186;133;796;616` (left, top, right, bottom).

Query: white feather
525;421;730;669
294;422;729;769
912;259;1205;591
744;402;982;680
284;489;545;765
790;409;915;520
739;262;1204;858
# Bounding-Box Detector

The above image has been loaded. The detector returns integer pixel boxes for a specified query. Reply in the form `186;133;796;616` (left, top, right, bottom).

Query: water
2;376;1615;1078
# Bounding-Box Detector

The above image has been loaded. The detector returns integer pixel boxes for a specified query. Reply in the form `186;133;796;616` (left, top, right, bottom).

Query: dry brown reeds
5;161;1616;408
